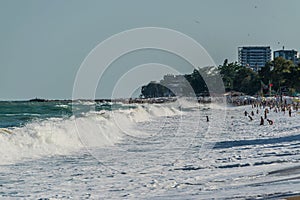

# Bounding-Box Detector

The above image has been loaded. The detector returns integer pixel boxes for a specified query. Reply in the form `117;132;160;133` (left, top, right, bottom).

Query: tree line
141;57;300;98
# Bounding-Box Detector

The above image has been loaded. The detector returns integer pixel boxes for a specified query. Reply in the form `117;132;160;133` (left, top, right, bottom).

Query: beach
0;99;299;199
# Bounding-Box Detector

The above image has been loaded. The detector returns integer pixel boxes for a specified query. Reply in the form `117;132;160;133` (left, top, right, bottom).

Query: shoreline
0;97;214;104
0;94;299;107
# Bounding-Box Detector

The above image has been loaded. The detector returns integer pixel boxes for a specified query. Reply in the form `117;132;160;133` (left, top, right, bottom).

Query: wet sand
285;196;300;200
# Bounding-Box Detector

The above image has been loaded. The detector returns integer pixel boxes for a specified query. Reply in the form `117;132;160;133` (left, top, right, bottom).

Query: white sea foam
55;104;69;108
0;102;185;165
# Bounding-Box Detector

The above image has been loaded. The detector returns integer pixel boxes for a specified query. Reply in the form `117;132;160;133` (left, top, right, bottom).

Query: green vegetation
258;57;300;95
219;57;300;96
141;82;175;98
219;59;260;95
141;57;300;98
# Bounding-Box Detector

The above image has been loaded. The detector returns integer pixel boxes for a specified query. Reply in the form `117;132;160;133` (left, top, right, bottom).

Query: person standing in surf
260;116;264;125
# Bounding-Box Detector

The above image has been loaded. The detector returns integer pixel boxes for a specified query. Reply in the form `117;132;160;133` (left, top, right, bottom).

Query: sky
0;0;299;100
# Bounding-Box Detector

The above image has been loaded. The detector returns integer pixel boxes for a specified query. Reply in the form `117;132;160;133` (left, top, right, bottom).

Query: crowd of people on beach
243;97;299;126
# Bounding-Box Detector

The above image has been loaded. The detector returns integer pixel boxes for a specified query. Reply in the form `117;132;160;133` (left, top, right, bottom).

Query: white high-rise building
274;47;298;65
238;46;271;71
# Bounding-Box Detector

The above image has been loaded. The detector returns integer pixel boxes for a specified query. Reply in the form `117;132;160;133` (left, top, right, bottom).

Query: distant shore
2;94;299;106
19;97;212;104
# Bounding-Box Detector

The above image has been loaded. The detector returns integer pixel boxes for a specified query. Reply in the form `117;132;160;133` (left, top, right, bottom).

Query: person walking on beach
260;116;264;125
244;111;248;116
264;109;268;119
289;108;292;117
282;106;286;114
206;116;209;122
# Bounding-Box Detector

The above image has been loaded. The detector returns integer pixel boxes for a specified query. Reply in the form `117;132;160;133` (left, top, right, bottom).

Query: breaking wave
0;100;196;165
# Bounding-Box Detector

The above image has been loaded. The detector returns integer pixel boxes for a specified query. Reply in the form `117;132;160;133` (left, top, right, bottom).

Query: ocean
0;99;299;199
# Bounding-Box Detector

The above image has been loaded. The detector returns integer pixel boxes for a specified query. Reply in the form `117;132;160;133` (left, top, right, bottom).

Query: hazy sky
0;0;299;100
